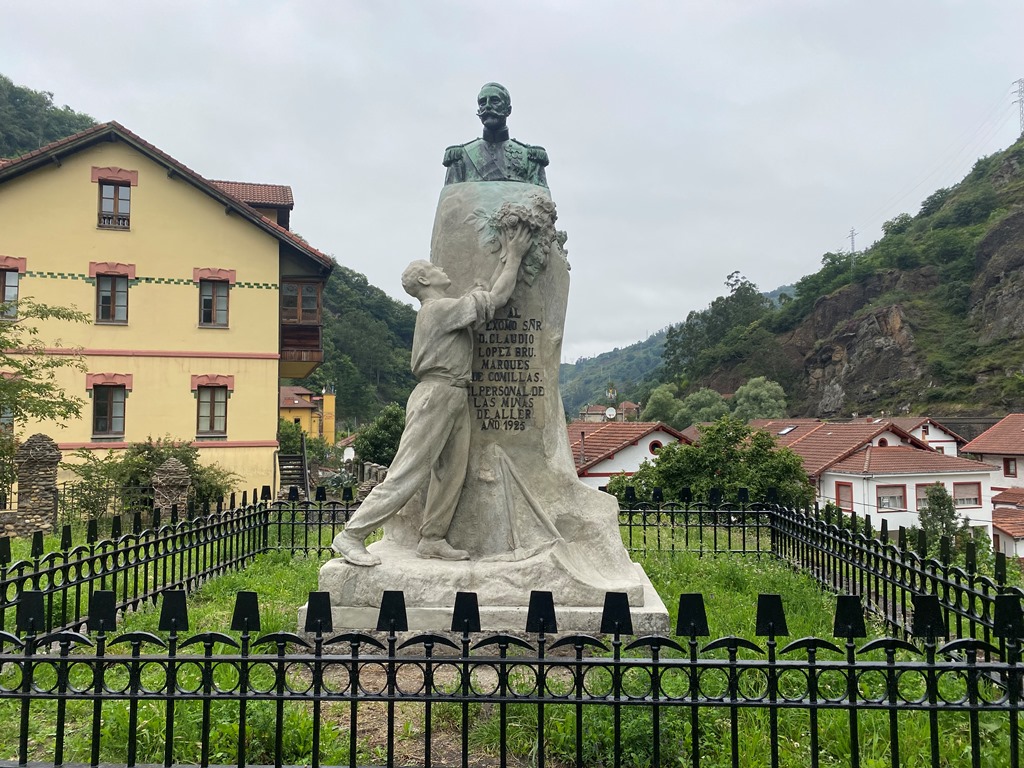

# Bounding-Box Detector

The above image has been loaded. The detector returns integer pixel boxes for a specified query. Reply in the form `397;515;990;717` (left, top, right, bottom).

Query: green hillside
559;330;666;415
299;266;416;426
652;136;1024;418
0;75;94;157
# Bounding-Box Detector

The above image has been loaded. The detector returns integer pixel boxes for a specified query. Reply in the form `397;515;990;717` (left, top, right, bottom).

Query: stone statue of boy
443;82;549;187
332;227;532;566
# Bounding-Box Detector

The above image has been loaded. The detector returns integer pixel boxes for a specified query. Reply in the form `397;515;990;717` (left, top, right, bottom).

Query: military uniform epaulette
443;144;465;167
522;143;549;167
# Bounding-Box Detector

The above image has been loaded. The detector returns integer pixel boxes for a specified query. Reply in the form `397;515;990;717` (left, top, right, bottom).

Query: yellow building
280;386;337;443
0;122;333;492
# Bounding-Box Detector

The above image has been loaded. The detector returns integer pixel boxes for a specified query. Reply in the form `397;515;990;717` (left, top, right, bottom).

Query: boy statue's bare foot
332;530;382;567
417;537;470;561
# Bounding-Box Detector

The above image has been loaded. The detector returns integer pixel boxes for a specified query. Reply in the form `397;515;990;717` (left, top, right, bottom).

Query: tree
731;377;787;421
677;388;728;428
0;74;96;158
608;415;814;507
277;419;303;454
662;272;771;381
352;403;405;465
0;299;90;427
639;383;683;427
915;483;970;557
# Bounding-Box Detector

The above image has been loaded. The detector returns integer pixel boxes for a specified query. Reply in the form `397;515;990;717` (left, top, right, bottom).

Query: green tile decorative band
24;272;277;290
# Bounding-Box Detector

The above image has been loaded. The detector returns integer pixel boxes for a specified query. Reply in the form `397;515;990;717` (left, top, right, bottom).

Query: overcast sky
3;1;1022;361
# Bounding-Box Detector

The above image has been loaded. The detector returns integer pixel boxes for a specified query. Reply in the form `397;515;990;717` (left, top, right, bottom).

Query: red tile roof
962;414;1024;456
747;418;825;446
0;122;332;271
993;487;1024;507
280;385;315;408
994;508;1024;538
828;445;993;475
782;421;927;476
209;180;294;208
566;421;687;472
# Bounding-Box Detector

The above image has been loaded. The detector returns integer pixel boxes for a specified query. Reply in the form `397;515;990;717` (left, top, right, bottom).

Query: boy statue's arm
486;225;531;308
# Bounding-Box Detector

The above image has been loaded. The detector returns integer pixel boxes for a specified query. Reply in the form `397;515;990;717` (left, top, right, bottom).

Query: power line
1015;78;1024;136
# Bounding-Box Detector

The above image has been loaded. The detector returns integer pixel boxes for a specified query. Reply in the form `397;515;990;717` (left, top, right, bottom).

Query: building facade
0;123;333;492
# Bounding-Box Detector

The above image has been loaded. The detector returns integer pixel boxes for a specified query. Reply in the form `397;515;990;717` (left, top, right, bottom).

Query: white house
889;416;966;457
992;488;1024;558
567;421;687;489
961;413;1024;490
821;445;996;536
751;419;996;537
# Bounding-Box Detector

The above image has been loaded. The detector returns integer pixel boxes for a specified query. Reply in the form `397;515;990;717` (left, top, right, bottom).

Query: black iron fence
2;587;1024;768
1;497;1023;766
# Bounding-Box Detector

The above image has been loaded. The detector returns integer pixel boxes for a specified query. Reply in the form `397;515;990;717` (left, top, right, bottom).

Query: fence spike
288;486;300;502
600;592;633;636
110;516;122;540
451;591;481;633
833;595;867;639
916;528;927;556
709;487;723;507
880;518;889;540
624;486;636;505
0;536;9;565
158;590;189;633
996;552;1007;585
526;590;557;634
376;590;408;632
342;486;354;502
994;594;1024;639
229;492;236;508
911;594;945;640
231;591;261;633
755;594;789;637
304;591;333;634
737;487;749;505
260;485;272;501
89;590;117;634
676;593;710;637
60;525;72;551
31;531;43;558
680;486;692;504
315;486;327;502
652;486;663;504
940;536;950;565
87;519;98;543
898;526;907;549
966;540;977;573
17;590;45;634
132;512;142;535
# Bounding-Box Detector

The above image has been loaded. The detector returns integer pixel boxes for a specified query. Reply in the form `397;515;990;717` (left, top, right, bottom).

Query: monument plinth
305;84;668;634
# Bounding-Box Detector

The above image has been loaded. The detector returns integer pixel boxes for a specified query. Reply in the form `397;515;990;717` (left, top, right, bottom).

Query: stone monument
308;84;668;633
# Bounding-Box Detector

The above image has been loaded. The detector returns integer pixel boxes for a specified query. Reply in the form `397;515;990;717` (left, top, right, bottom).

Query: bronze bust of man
443;82;549;188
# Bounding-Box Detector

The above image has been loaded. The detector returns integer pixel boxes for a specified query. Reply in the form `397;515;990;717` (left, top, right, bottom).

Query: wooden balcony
280;323;323;379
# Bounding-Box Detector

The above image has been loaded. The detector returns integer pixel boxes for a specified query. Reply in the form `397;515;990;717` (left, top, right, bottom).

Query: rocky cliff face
970;210;1024;344
776;268;937;416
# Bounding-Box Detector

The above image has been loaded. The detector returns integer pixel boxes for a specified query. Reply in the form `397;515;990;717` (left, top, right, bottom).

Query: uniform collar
482;125;510;143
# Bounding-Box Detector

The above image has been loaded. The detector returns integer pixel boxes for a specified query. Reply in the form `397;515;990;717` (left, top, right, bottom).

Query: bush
353;403;405;466
62;437;240;517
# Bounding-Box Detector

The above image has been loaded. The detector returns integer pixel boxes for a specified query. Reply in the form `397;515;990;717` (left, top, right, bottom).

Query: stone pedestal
310;181;668;634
